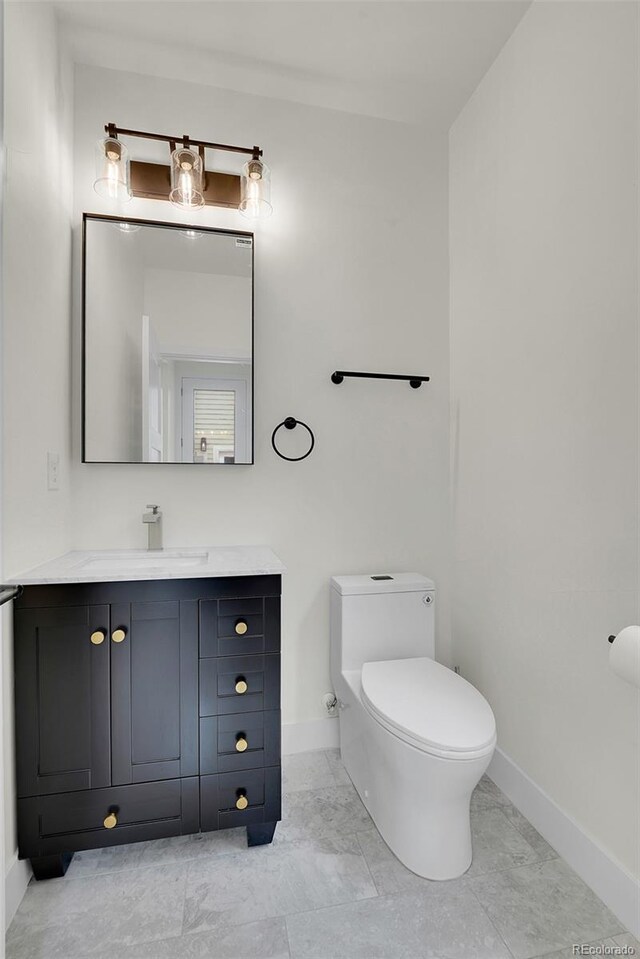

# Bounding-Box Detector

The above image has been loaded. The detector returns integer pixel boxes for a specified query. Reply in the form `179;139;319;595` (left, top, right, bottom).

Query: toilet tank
330;573;435;684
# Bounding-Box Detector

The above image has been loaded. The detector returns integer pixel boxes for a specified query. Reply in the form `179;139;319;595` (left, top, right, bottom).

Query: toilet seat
360;657;496;761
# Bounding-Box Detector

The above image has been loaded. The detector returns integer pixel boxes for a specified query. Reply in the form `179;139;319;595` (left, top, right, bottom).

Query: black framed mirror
82;214;254;464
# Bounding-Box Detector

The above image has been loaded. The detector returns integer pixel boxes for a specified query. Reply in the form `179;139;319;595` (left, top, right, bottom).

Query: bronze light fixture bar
103;123;264;210
105;123;262;158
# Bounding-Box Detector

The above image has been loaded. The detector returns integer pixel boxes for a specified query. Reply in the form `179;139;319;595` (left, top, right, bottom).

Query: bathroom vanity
10;546;284;879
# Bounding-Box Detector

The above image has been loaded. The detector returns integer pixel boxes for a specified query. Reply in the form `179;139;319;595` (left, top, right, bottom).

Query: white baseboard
281;717;339;755
5;854;31;930
488;747;640;939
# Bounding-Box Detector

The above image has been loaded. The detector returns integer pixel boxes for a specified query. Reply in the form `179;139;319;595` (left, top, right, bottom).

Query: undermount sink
76;550;210;573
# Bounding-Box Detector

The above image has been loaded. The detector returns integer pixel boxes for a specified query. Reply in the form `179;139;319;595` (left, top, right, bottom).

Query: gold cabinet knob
90;630;106;645
235;735;248;753
111;628;127;643
235;792;249;811
103;812;118;829
235;677;248;694
234;619;248;635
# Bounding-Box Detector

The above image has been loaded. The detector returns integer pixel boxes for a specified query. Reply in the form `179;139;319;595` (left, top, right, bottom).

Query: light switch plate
47;451;60;490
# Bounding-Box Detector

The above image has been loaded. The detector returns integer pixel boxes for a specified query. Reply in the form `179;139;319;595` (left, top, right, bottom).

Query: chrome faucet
142;505;163;551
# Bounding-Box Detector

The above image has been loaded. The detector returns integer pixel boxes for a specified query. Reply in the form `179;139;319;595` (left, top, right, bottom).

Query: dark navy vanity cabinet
13;575;282;879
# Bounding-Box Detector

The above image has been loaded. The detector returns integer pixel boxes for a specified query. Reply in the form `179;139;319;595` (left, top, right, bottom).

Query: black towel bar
331;371;429;389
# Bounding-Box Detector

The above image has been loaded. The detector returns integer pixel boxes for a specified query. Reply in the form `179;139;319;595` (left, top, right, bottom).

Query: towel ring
271;417;315;462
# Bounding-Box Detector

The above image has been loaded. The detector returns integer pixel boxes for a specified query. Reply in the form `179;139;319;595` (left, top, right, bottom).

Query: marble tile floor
6;749;637;959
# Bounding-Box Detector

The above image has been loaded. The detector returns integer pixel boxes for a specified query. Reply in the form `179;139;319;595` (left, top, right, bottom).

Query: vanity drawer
200;654;280;716
17;778;199;860
200;767;281;832
200;597;280;657
200;709;280;774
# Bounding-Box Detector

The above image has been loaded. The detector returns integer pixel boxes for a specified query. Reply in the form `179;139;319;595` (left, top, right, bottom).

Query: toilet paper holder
607;625;640;688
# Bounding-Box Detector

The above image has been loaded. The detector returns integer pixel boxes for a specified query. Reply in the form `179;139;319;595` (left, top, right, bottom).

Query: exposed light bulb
107;161;119;199
180;169;193;204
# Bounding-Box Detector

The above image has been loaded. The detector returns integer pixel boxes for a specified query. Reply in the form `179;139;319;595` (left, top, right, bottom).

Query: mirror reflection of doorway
181;377;248;463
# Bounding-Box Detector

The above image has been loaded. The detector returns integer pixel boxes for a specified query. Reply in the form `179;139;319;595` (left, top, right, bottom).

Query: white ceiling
55;0;530;127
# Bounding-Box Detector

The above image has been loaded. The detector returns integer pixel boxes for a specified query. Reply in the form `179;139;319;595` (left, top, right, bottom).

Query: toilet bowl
330;573;496;881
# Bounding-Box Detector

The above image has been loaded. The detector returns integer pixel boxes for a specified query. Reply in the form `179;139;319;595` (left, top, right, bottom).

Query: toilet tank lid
330;573;435;596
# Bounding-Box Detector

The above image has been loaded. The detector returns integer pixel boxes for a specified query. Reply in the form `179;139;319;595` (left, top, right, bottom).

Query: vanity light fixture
93;124;272;217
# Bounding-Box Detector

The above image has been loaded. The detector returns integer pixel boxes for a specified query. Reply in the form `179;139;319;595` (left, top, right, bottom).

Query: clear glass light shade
170;148;205;210
93;138;132;202
239;157;272;218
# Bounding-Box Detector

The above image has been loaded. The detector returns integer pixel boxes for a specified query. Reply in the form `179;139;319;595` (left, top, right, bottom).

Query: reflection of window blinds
193;389;235;463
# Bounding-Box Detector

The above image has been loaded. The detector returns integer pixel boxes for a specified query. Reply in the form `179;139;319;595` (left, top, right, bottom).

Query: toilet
330;572;496;881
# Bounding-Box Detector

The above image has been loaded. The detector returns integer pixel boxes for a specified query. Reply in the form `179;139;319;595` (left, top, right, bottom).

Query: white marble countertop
9;546;286;585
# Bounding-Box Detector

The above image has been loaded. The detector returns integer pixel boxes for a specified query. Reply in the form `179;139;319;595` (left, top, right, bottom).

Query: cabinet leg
247;821;277;847
30;853;74;880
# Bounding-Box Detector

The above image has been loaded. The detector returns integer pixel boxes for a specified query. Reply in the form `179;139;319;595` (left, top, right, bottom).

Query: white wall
71;64;451;729
2;0;74;928
450;0;639;881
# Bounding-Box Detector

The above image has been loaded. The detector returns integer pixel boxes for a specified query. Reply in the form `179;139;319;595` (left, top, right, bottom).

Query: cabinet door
15;605;111;797
111;600;198;785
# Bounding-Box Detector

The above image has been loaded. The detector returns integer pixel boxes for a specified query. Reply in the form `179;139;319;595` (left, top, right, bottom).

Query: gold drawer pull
234;619;248;635
103;811;118;829
235;791;249;811
235;735;248;753
90;630;106;646
235;677;248;694
112;628;127;643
